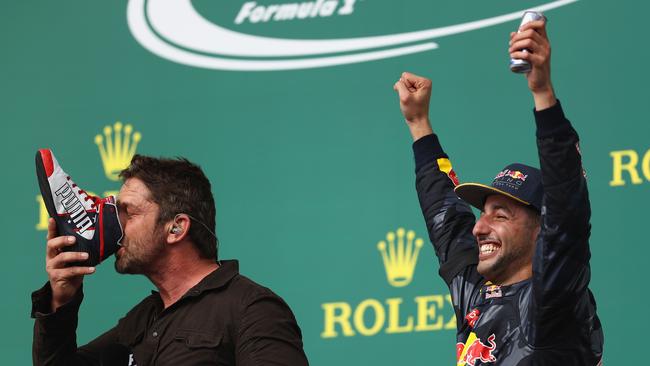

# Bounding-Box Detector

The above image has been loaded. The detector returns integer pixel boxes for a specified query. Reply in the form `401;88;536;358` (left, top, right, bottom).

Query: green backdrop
2;0;647;364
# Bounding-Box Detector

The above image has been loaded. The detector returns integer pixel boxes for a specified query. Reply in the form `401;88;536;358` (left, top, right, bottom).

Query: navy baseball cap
454;163;543;212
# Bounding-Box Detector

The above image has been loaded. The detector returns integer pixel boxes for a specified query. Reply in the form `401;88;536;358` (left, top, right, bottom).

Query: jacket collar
481;279;531;299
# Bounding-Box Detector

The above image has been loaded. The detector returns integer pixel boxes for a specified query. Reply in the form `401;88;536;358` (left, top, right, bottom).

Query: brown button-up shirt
32;260;308;366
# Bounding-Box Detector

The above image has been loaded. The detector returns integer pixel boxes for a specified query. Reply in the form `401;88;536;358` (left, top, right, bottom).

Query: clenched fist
393;72;434;141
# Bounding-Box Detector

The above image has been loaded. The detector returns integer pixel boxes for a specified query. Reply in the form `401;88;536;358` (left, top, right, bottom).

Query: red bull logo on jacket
456;332;497;366
494;169;528;182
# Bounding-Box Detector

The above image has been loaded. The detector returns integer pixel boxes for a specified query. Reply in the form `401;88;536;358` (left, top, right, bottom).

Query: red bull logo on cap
456;332;497;366
495;169;528;182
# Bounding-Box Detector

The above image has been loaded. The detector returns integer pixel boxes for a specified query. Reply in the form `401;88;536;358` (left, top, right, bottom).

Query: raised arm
394;74;483;320
512;19;595;346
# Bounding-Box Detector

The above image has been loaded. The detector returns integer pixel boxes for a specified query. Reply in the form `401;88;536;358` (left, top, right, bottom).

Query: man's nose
472;215;490;238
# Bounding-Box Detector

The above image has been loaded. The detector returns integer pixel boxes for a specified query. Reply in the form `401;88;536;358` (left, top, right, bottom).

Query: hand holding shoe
45;218;95;311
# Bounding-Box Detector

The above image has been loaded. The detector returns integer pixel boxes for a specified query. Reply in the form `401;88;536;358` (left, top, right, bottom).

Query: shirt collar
149;259;240;299
188;259;240;296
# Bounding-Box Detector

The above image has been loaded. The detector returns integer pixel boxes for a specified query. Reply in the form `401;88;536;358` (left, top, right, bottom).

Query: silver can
509;11;545;73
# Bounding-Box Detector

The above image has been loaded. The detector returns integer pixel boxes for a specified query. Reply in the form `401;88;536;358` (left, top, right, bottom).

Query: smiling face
472;194;541;285
115;178;167;275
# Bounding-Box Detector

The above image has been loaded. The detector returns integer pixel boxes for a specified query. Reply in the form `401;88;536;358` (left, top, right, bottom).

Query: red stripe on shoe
99;201;105;261
39;149;55;177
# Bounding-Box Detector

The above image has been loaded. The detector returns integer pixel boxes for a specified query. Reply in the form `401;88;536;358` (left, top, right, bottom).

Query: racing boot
35;149;123;266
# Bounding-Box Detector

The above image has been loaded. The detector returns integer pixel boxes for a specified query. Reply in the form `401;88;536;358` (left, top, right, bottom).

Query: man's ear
166;214;191;244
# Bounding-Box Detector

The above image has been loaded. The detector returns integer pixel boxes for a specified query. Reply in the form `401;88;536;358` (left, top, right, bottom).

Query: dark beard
115;230;166;274
479;241;532;284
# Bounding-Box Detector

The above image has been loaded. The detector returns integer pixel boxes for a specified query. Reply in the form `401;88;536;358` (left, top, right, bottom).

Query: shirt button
152;331;158;338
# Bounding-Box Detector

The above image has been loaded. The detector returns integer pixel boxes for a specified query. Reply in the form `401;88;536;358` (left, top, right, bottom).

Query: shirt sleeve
530;100;594;346
31;283;118;366
235;288;309;366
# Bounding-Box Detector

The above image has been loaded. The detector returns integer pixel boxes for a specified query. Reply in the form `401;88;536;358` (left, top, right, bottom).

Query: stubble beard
477;238;533;284
115;227;166;274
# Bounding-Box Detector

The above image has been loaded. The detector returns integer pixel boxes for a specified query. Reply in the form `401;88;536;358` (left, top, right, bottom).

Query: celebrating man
393;18;604;364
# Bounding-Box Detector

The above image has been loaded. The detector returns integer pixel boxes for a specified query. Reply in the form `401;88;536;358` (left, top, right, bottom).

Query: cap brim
453;183;531;211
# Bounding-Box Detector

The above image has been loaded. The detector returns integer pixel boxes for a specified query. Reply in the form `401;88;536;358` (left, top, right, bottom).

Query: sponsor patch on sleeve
437;158;460;186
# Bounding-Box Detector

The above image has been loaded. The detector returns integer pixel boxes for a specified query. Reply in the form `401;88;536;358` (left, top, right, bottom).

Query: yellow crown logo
377;228;424;287
95;122;142;181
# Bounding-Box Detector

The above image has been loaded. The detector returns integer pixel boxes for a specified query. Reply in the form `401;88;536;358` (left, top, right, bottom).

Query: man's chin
477;257;503;282
114;263;128;274
114;259;139;274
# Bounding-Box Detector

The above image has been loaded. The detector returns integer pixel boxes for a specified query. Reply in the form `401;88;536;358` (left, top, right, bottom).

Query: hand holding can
509;11;546;73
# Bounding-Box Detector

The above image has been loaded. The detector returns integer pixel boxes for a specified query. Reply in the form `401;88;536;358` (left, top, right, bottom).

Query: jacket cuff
534;99;574;138
32;282;83;334
413;134;447;171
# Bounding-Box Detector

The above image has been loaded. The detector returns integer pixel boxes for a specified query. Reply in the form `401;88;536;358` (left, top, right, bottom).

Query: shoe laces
67;176;101;210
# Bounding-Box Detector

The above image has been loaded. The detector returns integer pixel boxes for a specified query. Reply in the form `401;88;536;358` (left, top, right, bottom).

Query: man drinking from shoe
32;155;308;365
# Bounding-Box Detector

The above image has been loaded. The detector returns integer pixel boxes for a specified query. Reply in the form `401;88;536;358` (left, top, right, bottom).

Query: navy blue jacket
413;102;603;365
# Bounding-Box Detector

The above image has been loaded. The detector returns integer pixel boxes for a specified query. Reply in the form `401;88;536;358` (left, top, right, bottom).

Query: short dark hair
119;155;218;260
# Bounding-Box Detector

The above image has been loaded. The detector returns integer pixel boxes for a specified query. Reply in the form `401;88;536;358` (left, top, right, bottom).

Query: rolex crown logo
377;228;424;287
95;122;142;181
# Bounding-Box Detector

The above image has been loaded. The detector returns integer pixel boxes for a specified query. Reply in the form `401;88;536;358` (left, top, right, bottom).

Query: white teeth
480;244;499;254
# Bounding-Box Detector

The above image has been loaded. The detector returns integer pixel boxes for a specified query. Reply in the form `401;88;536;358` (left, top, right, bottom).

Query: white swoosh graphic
127;0;578;71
